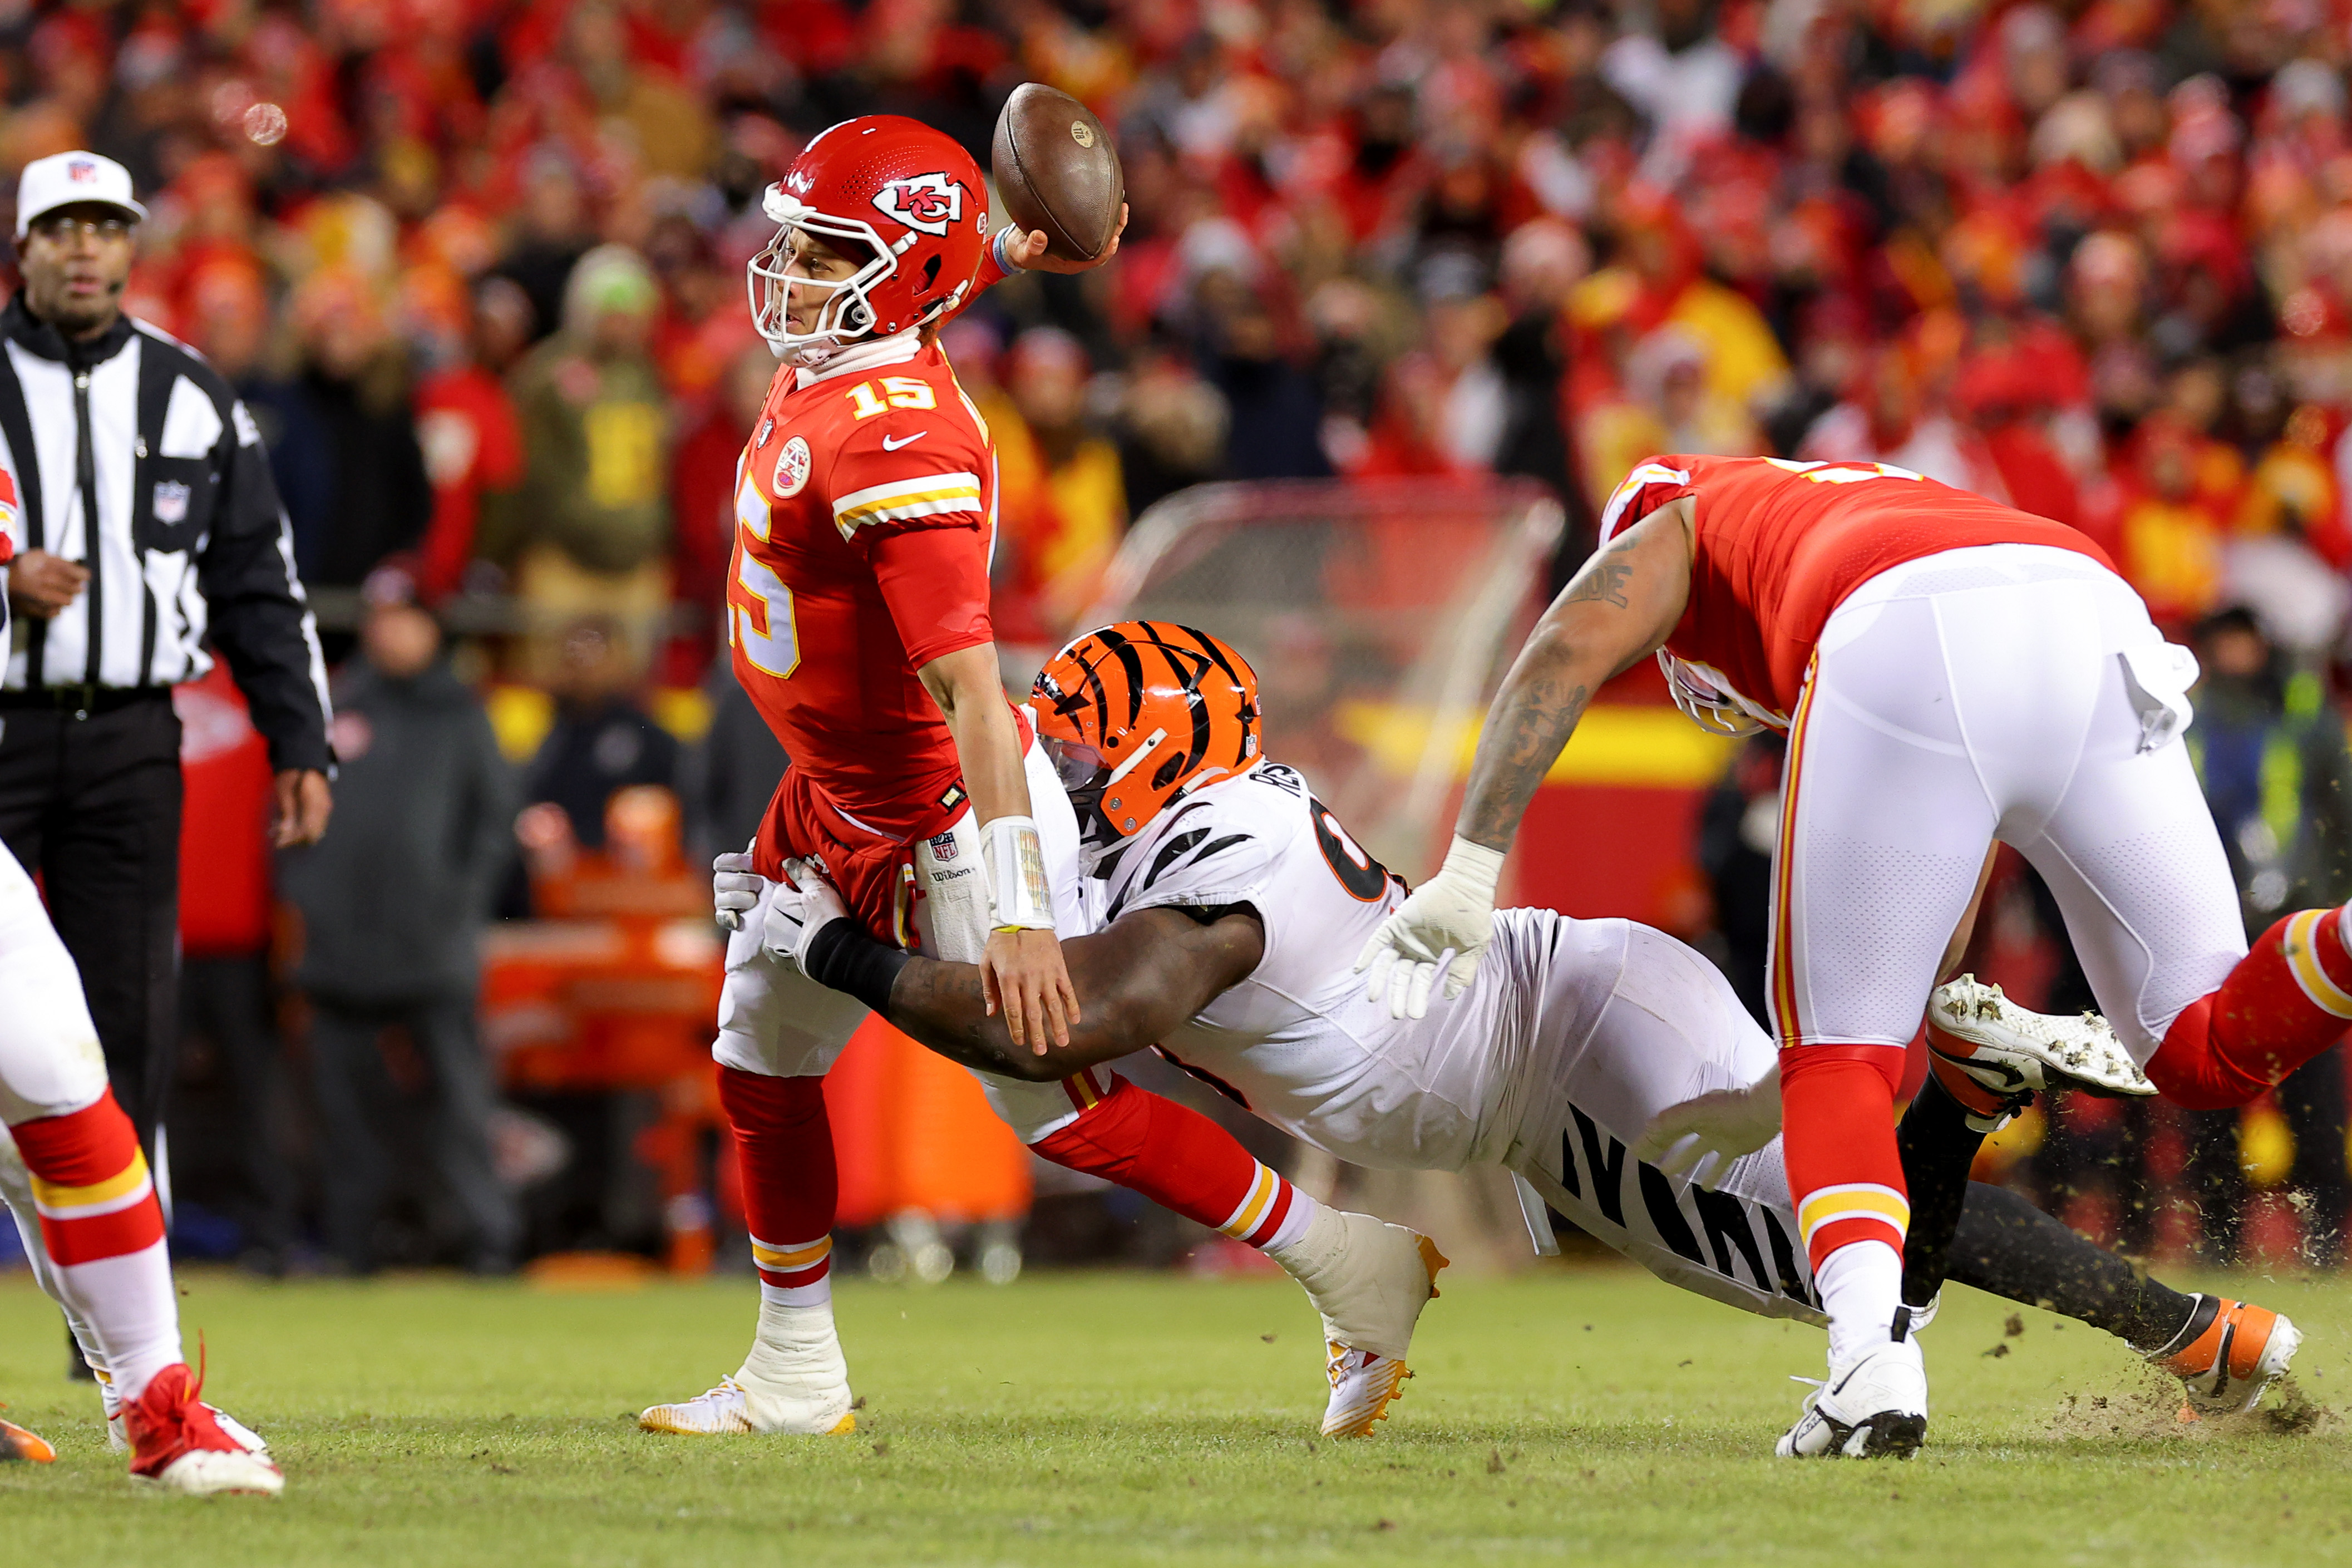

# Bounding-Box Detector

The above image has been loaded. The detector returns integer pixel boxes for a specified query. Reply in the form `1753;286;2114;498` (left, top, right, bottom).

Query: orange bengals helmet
1031;622;1263;859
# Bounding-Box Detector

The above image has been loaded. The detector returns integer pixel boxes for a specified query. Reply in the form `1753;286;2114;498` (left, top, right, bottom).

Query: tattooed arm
1457;499;1697;850
1354;499;1696;1018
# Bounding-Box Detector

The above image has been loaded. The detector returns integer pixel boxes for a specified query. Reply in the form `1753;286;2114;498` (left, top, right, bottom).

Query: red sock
1778;1045;1910;1272
1031;1074;1315;1248
717;1066;837;1303
2148;908;2352;1110
11;1091;165;1266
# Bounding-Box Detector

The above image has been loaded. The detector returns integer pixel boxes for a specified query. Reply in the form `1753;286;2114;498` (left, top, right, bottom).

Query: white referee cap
16;151;147;240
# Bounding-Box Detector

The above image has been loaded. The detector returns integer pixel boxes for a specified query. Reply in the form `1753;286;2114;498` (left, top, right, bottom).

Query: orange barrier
826;1015;1032;1230
484;786;1030;1273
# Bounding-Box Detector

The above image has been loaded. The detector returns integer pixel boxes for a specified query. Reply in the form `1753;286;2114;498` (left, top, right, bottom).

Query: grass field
3;1261;2348;1566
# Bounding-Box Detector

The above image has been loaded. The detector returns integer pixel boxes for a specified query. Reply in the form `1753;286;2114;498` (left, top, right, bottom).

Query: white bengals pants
1500;911;1821;1325
1773;544;2246;1062
711;742;1100;1141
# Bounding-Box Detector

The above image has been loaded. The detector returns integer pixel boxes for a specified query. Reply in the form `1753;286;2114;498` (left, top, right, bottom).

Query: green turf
2;1260;2346;1565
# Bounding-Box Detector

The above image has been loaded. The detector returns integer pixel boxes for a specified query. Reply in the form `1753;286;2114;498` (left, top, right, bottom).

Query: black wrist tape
801;918;911;1014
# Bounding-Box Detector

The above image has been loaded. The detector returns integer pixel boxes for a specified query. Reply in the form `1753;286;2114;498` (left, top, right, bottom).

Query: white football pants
711;741;1097;1141
1773;543;2246;1063
0;838;128;1375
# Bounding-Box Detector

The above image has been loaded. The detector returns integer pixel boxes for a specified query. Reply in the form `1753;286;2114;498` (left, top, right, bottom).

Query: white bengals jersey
1087;761;1822;1323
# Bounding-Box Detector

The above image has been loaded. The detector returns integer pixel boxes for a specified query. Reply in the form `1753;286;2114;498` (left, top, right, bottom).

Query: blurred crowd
10;0;2352;1272
14;0;2352;646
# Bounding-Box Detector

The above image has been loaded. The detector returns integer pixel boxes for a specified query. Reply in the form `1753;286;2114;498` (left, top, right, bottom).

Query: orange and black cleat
1;1415;56;1463
2148;1296;2302;1417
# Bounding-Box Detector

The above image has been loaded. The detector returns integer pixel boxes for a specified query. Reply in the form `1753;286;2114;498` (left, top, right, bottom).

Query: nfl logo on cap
16;149;148;240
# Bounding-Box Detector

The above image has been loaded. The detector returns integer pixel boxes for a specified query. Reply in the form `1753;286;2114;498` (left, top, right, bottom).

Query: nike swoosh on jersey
881;431;928;450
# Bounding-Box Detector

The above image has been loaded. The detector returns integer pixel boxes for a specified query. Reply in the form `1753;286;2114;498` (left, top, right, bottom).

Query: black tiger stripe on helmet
1029;620;1265;847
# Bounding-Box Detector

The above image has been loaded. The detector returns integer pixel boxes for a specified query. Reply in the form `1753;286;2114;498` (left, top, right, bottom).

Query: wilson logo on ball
872;174;965;236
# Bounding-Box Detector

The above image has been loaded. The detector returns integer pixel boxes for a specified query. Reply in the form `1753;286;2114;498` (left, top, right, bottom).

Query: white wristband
983;815;1055;930
992;223;1024;274
1436;835;1506;897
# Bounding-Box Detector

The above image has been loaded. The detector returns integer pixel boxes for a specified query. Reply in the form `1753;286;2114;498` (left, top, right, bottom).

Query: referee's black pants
0;692;183;1150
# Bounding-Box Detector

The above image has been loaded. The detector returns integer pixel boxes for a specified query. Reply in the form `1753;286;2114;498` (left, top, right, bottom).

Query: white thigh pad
712;877;871;1078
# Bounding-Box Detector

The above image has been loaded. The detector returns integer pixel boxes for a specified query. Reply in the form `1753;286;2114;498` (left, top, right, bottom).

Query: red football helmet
748;116;988;360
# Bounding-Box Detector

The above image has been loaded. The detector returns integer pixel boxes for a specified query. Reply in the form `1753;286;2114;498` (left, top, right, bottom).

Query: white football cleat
1928;976;2152;1130
642;1298;856;1436
2149;1296;2302;1417
1776;1338;1929;1459
1268;1207;1447;1437
1322;1345;1413;1439
640;1371;855;1437
125;1364;284;1496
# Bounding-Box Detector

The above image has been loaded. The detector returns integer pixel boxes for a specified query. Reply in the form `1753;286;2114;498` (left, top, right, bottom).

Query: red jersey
1601;455;2113;729
725;336;1000;847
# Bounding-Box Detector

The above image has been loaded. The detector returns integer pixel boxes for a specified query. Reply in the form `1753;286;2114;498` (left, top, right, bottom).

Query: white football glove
1354;836;1506;1019
712;849;769;931
762;857;851;973
1631;1064;1782;1191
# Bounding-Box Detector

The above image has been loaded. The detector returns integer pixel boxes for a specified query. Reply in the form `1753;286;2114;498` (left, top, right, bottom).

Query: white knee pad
711;879;871;1079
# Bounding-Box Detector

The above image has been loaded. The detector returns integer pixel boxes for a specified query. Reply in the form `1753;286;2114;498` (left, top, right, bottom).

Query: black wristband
801;917;911;1014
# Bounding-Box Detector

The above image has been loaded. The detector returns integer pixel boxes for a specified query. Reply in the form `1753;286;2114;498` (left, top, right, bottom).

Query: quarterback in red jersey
641;118;1438;1440
1362;455;2315;1457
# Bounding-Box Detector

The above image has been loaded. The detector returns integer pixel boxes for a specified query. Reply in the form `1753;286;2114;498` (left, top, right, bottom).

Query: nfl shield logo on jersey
152;480;191;524
756;417;774;447
773;436;811;497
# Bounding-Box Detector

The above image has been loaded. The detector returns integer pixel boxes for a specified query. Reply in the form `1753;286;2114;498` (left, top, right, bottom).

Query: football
991;83;1123;264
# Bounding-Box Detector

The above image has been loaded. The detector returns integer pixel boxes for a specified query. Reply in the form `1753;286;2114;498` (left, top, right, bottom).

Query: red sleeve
0;463;18;565
1597;457;1701;544
826;397;990;542
825;373;995;665
870;523;994;669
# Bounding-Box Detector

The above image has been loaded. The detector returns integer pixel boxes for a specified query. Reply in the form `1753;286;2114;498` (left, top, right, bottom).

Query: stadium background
1;0;2348;1285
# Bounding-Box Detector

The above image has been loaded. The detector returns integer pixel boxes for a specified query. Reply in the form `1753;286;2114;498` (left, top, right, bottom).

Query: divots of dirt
2245;1374;2336;1437
2047;1365;2338;1442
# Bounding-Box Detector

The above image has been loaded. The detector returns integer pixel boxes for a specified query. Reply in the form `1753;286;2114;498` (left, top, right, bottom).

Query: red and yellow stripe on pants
1768;655;1825;1051
1766;654;1916;1271
12;1094;166;1265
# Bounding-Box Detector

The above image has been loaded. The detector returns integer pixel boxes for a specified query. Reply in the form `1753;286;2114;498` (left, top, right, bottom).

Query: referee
0;151;334;1156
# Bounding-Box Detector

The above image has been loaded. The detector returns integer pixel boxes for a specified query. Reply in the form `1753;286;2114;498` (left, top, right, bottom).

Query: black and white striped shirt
0;295;333;772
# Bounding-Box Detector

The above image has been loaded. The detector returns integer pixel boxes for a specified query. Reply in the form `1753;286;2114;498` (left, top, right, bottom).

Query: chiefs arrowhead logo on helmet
872;174;966;238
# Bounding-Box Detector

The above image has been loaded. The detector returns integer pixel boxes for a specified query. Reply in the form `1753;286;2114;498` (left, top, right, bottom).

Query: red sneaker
126;1363;283;1496
1;1415;56;1463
